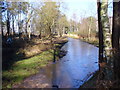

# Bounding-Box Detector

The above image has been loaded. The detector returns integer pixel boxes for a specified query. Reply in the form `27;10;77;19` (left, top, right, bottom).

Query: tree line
0;0;99;41
0;1;70;40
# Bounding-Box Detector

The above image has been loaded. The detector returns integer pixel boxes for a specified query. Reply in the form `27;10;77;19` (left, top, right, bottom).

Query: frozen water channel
15;38;99;88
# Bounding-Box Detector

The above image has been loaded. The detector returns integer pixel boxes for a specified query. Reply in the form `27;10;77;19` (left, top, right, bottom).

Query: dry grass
67;34;99;47
16;36;68;58
2;36;68;88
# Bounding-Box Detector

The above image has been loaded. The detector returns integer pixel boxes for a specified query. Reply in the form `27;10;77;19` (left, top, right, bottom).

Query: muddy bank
79;71;99;88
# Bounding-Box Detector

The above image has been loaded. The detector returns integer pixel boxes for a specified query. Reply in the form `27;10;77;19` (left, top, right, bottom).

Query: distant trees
40;1;59;38
69;19;76;33
0;1;70;40
71;16;97;40
58;15;69;37
0;0;98;41
0;1;29;37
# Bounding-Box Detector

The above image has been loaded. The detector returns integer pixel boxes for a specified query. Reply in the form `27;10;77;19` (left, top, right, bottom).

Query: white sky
60;0;97;22
21;0;113;22
60;0;113;22
6;0;113;22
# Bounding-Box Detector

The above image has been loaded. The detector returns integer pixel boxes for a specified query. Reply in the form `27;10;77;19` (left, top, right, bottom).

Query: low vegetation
2;36;68;88
67;33;99;47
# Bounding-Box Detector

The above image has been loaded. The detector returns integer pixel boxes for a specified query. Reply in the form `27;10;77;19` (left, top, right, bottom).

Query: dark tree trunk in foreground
112;1;120;81
97;0;103;64
97;0;113;81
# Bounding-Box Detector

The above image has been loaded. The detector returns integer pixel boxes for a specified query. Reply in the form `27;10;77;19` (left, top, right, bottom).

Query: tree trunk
18;2;22;38
101;0;113;80
18;11;20;37
25;13;28;37
62;27;65;35
88;26;91;40
27;4;31;40
101;0;112;60
12;15;15;35
88;17;92;40
27;23;31;40
25;23;28;35
39;29;42;39
112;1;120;81
0;12;3;37
1;23;3;37
7;10;10;37
97;0;104;64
